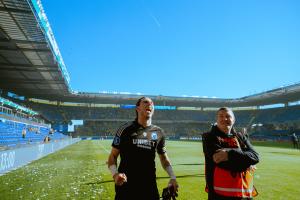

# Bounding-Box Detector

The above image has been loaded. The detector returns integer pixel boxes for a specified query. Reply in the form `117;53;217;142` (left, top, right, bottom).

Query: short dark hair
217;107;233;113
217;107;235;119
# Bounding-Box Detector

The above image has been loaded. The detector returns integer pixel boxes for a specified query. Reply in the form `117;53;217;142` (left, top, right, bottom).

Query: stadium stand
0;97;68;150
23;100;300;141
0;118;64;147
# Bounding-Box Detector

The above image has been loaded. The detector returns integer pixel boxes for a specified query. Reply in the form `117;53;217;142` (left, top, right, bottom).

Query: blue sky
42;0;300;98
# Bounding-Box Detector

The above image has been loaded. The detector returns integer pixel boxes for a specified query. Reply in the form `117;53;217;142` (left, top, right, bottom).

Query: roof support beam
0;46;50;52
0;66;59;73
0;62;57;68
1;38;47;45
0;6;31;14
0;27;10;40
0;78;66;84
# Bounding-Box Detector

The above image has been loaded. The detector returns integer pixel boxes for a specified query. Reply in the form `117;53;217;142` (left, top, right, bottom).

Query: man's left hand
168;179;179;192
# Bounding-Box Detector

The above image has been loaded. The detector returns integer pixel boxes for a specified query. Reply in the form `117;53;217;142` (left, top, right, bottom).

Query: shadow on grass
157;173;204;180
268;151;300;156
85;180;114;185
174;163;204;166
85;173;204;185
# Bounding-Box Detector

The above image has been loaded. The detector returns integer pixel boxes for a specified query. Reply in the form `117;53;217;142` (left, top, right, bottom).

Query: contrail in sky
148;11;161;28
139;0;161;28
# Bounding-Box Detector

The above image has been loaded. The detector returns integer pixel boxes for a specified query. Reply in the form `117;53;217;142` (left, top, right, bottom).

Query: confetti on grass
0;141;108;199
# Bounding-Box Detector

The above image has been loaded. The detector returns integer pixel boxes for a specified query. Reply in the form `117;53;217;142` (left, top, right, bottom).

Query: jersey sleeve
111;123;128;149
112;135;121;149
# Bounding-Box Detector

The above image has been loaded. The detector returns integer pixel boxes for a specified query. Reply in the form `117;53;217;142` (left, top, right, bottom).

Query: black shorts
115;180;159;200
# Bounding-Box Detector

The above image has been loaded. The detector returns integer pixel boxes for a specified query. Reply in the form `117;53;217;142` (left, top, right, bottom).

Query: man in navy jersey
107;97;178;200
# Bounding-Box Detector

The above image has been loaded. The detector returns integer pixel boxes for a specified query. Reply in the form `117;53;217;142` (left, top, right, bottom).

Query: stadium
0;0;300;199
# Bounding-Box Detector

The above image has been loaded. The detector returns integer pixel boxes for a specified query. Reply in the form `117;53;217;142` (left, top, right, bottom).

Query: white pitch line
99;142;110;154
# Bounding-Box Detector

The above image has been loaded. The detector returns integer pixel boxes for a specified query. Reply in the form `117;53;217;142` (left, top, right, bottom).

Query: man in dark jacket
203;107;259;200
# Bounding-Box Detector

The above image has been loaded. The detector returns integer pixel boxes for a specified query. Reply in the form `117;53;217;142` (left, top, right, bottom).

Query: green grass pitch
0;140;299;199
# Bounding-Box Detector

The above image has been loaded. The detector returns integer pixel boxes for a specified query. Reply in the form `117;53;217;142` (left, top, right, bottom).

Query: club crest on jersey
151;132;158;140
143;132;147;137
113;136;120;145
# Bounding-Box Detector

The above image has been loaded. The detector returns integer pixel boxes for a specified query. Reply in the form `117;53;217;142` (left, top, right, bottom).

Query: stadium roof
0;0;71;99
41;83;300;107
1;0;300;108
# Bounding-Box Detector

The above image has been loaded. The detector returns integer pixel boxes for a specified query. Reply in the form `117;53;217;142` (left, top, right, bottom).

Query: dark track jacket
202;125;259;200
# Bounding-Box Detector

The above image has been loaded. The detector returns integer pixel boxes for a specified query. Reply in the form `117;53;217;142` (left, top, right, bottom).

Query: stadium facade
1;0;300;147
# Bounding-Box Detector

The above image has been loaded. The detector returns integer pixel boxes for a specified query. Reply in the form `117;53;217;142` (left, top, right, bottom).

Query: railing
0;106;45;126
0;106;13;115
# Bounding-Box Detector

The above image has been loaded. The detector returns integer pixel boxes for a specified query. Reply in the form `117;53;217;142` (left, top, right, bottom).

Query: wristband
109;164;118;177
165;165;176;180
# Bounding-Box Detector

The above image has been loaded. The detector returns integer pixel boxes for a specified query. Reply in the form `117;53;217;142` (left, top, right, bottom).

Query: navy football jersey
112;120;166;180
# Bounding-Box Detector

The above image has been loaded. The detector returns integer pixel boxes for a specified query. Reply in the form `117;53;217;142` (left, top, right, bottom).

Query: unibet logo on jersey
132;131;159;150
132;139;156;150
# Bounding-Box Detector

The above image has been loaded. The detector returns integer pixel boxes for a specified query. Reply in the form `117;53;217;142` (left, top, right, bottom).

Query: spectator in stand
22;128;26;139
241;127;251;140
44;136;51;143
291;133;299;149
49;128;54;135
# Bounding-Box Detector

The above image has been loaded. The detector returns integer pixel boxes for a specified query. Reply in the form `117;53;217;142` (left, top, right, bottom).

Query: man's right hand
213;149;228;163
113;173;127;186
